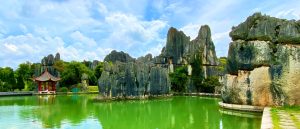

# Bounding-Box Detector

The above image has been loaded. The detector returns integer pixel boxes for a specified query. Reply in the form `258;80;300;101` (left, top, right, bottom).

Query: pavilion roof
34;69;60;82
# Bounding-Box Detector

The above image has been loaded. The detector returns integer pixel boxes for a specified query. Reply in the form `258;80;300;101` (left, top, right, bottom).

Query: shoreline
0;91;221;98
0;91;100;97
218;102;265;112
0;92;34;97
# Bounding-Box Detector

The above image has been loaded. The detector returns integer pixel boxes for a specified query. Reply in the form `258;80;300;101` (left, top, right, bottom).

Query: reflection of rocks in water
3;95;261;129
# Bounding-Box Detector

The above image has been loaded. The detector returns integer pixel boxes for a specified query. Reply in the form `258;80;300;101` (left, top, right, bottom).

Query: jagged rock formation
34;53;61;77
104;50;135;63
98;25;219;98
222;13;300;106
159;25;218;76
98;52;170;98
158;25;219;92
83;60;100;70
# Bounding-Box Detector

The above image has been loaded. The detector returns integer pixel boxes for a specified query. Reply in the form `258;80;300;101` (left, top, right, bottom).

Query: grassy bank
271;106;300;129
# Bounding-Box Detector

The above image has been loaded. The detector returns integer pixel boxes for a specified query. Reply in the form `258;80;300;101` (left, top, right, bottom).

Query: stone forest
0;12;299;129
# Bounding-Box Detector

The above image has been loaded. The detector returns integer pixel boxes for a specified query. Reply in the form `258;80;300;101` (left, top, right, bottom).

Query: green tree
53;60;65;73
16;75;25;91
217;57;227;75
94;62;104;79
201;76;221;93
191;54;204;92
15;62;33;91
0;67;16;91
169;66;188;92
61;61;92;87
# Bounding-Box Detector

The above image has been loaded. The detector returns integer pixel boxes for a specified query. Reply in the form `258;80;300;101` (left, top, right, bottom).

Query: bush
169;66;188;92
88;86;99;92
201;76;221;93
60;87;68;92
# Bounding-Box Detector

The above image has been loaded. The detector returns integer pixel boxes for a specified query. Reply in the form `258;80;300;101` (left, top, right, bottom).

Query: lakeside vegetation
169;55;225;93
0;61;104;92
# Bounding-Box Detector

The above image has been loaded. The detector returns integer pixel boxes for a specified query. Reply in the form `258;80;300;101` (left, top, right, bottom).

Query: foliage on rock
169;66;188;92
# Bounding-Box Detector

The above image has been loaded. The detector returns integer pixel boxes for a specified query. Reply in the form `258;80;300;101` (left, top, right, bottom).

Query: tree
0;67;16;91
16;75;25;91
53;60;65;73
15;62;33;91
217;57;227;75
201;76;221;93
94;62;104;79
169;66;188;92
61;61;92;87
191;54;204;92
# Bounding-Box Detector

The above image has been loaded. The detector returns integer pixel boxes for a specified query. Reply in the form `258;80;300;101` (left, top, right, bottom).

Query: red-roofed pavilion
33;69;60;94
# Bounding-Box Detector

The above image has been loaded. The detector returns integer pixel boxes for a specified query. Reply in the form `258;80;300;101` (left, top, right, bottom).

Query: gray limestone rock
223;12;300;106
104;50;135;63
230;12;300;44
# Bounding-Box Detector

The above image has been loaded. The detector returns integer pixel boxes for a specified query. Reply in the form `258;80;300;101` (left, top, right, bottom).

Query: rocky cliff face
222;13;300;106
98;52;170;98
34;53;61;77
98;25;219;98
104;50;135;63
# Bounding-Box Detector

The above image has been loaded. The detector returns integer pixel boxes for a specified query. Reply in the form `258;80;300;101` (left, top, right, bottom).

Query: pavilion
33;69;60;94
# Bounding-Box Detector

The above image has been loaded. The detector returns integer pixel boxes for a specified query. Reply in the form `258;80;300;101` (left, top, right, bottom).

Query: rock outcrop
159;25;219;92
222;12;300;106
104;50;135;63
34;53;61;77
98;53;170;98
98;25;219;98
160;25;218;76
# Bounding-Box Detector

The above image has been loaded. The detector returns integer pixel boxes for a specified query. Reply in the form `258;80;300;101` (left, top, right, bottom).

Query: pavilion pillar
38;82;41;91
52;82;56;92
47;82;50;91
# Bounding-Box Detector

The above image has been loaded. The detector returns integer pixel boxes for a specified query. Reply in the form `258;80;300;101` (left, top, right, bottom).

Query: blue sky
0;0;299;68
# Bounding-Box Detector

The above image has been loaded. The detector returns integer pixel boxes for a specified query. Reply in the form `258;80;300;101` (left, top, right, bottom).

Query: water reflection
0;95;261;129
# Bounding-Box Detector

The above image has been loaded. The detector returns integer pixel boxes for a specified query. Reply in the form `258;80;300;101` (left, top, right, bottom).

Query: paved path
277;110;299;129
0;92;33;96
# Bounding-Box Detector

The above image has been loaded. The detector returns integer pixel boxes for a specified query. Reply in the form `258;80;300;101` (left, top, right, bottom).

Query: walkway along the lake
0;92;33;96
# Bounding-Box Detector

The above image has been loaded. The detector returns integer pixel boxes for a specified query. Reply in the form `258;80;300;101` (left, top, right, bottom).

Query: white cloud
180;24;200;39
0;34;64;68
3;43;18;52
275;9;300;20
103;12;167;52
212;31;230;41
145;41;165;57
96;2;108;15
70;31;97;47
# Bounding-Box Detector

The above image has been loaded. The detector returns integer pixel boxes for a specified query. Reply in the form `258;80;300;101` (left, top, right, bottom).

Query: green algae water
0;95;261;129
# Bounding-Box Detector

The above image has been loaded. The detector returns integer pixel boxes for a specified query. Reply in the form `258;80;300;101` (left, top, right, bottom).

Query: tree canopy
61;61;91;87
169;66;188;92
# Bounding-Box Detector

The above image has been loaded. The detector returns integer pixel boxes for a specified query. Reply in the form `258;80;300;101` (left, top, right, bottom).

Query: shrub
169;66;188;92
60;87;68;92
88;86;99;92
201;76;221;93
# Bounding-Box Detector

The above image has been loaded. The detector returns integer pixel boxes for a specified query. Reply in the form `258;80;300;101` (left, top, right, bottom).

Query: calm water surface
0;95;261;129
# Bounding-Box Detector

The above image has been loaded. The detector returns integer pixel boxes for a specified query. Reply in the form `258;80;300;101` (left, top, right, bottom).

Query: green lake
0;95;261;129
